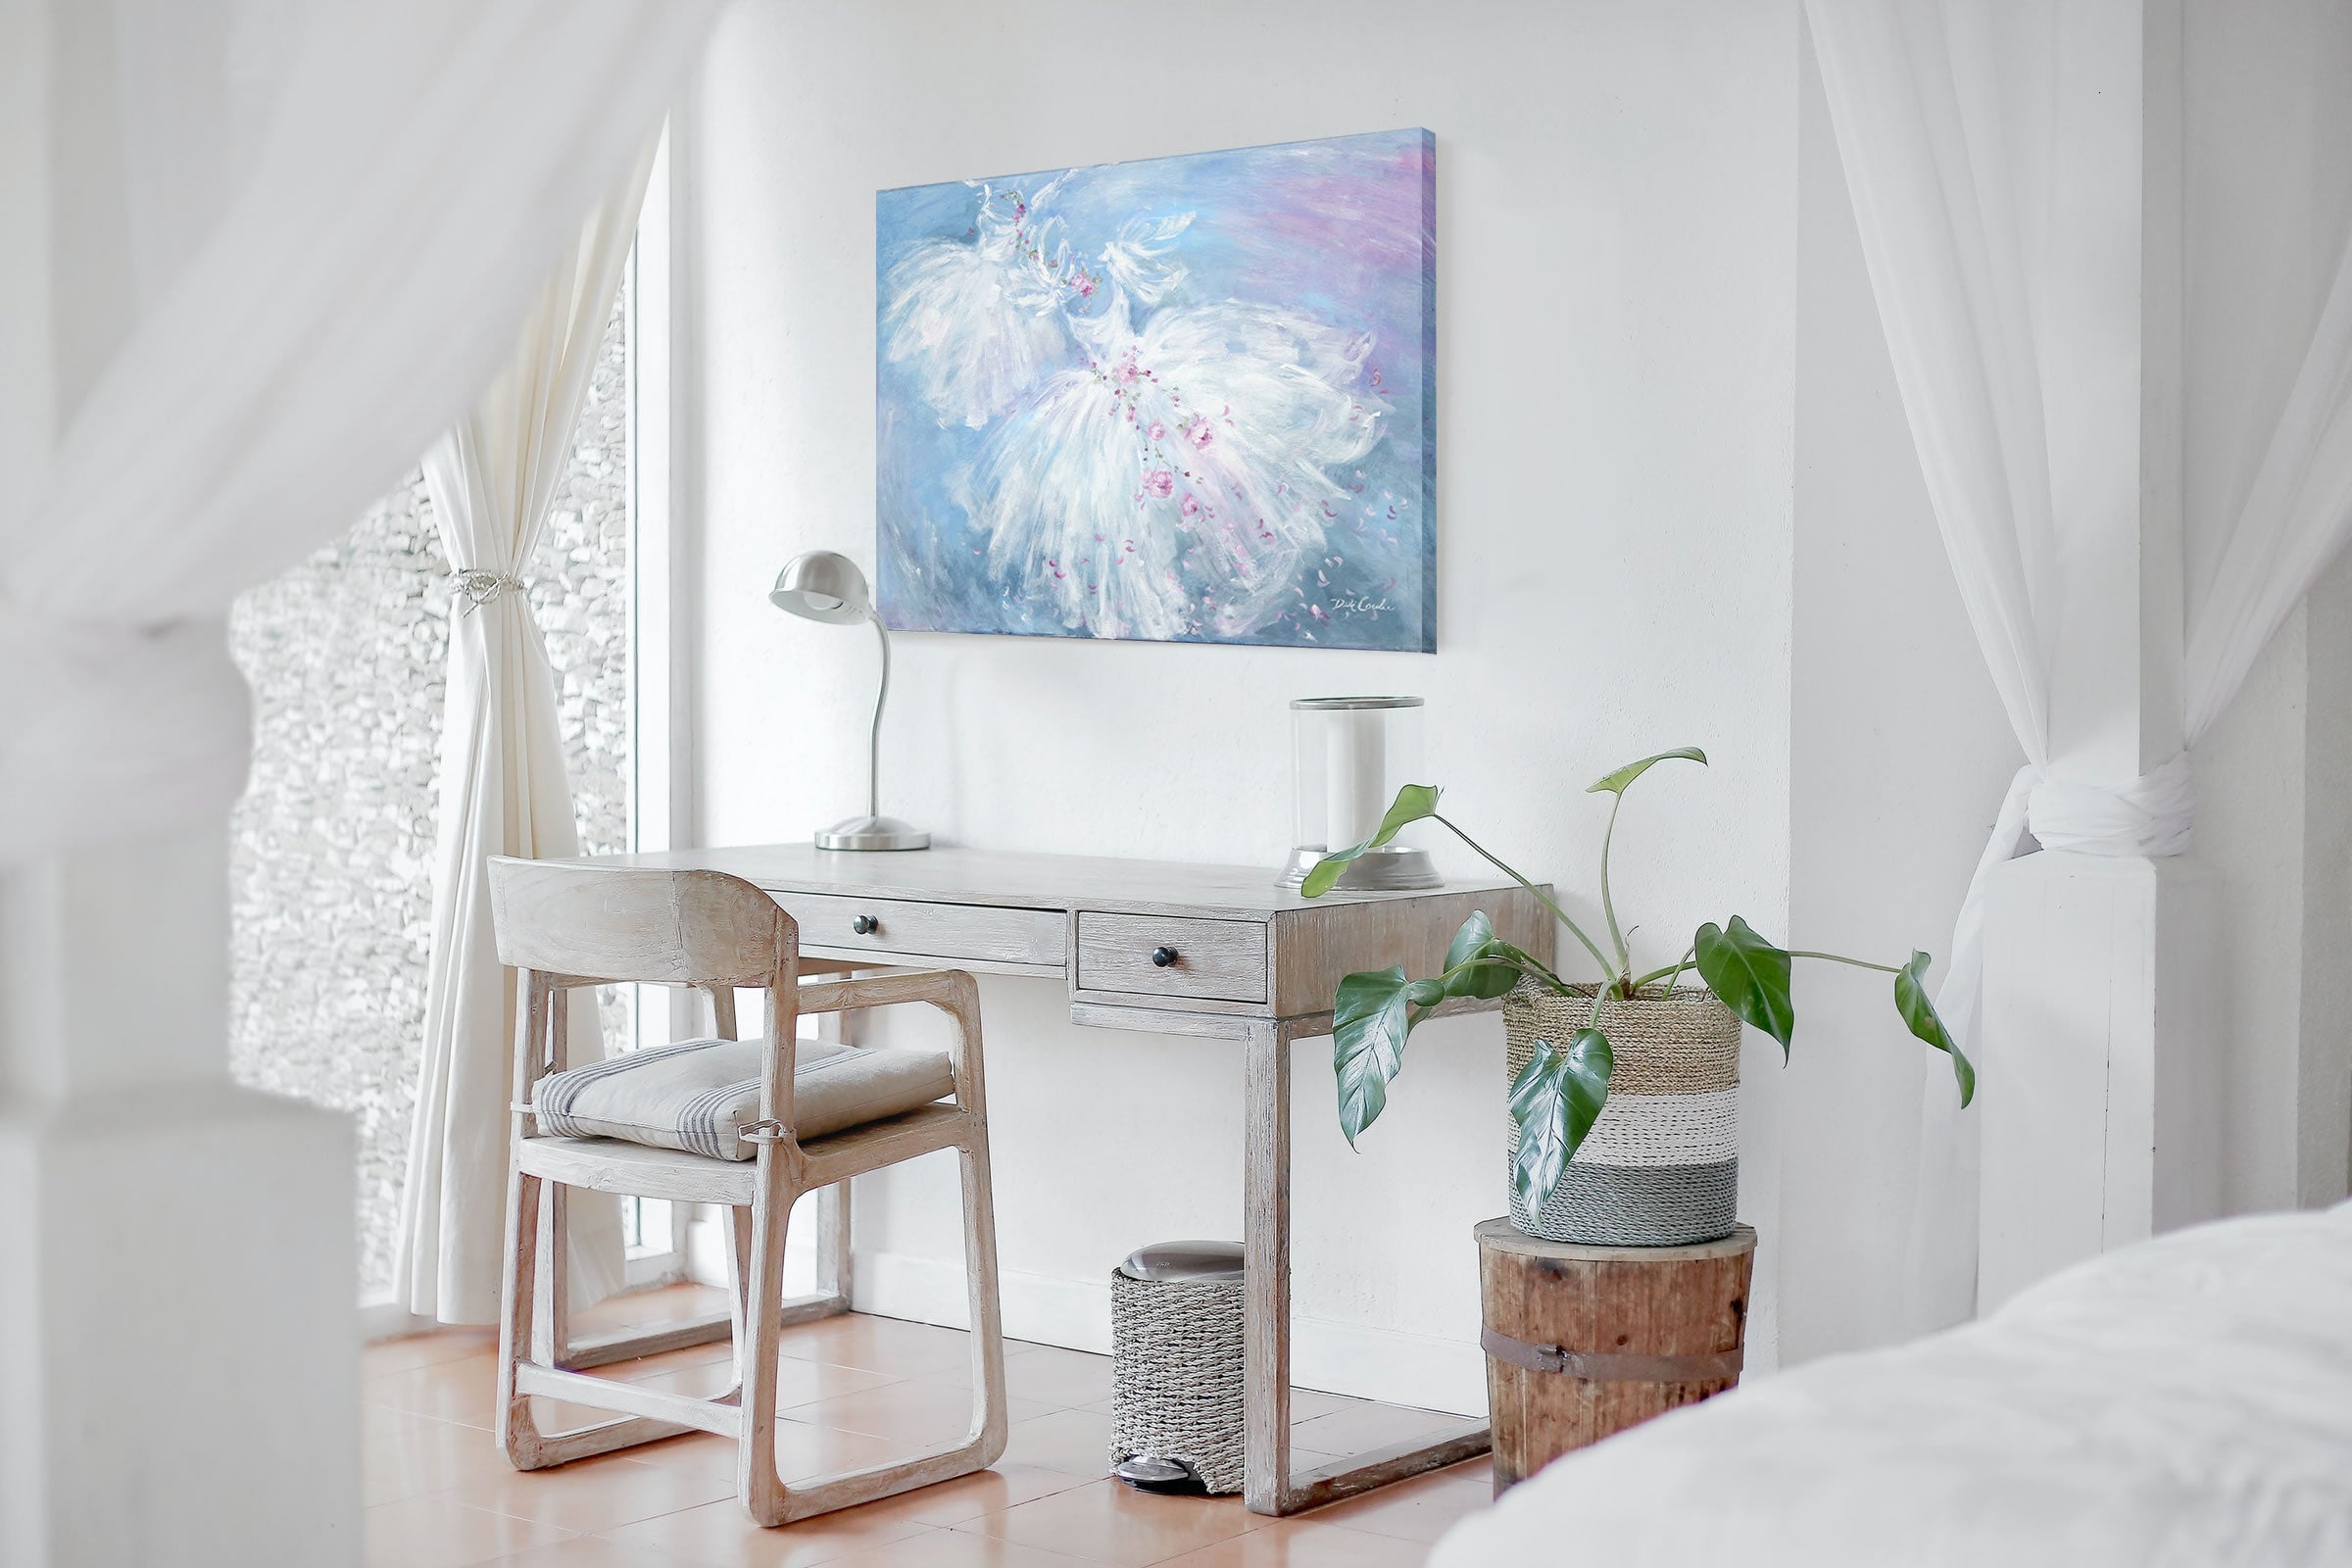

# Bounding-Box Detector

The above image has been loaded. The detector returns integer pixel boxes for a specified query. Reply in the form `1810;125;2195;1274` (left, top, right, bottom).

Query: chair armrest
797;970;987;1119
799;970;979;1016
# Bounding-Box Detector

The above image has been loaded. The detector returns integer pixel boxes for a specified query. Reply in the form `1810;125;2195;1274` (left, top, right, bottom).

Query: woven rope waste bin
1107;1241;1246;1495
1504;982;1742;1245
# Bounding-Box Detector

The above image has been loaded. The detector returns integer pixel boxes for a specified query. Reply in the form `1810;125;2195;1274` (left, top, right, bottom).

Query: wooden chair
486;858;1008;1525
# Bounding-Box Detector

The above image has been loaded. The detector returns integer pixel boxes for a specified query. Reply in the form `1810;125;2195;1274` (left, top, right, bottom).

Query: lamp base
814;814;931;852
1277;843;1441;891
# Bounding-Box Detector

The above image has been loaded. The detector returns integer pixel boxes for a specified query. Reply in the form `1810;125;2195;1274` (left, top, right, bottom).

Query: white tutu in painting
880;177;1077;430
956;290;1385;642
875;130;1436;652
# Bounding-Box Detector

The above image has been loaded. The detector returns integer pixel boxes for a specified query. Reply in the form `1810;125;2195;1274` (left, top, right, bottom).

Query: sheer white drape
1;0;719;865
1809;0;2352;1330
2185;231;2352;742
1805;1;2068;1330
396;155;654;1324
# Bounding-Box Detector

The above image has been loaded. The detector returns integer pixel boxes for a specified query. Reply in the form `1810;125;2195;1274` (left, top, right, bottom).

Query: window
229;145;674;1303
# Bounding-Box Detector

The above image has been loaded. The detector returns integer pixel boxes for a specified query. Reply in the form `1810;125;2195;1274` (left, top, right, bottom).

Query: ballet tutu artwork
875;128;1436;652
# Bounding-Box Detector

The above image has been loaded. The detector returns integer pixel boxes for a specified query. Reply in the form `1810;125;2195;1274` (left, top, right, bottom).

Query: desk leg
1243;1020;1293;1515
1243;1016;1493;1517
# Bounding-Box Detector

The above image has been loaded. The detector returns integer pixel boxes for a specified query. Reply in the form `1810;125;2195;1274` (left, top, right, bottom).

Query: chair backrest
488;858;797;989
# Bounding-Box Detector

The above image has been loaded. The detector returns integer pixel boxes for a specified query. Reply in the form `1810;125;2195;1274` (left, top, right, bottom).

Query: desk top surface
557;842;1530;918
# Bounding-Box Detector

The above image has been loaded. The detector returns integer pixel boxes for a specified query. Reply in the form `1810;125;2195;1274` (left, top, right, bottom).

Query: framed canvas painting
875;127;1436;652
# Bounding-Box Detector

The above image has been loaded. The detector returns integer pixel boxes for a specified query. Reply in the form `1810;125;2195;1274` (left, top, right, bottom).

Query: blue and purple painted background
875;128;1436;652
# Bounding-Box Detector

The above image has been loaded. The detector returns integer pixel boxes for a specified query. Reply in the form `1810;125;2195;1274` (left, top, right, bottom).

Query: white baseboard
849;1249;1485;1417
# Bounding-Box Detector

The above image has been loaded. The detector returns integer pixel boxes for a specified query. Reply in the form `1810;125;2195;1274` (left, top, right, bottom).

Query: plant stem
1627;945;1696;995
1786;949;1903;975
1433;812;1618;979
1485;942;1576;997
1596;791;1631;976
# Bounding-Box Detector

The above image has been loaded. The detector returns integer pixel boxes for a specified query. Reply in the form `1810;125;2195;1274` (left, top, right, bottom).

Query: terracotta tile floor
361;1285;1492;1567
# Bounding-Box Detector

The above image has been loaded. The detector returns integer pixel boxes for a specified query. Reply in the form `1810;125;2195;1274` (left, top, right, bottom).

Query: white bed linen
1431;1205;2352;1567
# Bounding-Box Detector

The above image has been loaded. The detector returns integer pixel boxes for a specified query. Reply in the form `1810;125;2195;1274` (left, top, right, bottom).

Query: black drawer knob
853;914;879;936
1151;946;1179;967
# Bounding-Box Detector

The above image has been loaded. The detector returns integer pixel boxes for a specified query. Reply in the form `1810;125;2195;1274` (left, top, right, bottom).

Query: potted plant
1303;748;1973;1246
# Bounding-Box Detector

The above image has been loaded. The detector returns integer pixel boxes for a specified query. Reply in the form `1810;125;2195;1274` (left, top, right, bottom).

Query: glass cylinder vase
1277;696;1440;891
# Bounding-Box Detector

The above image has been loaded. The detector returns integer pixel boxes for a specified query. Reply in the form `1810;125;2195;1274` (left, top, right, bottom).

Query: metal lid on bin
1118;1240;1245;1282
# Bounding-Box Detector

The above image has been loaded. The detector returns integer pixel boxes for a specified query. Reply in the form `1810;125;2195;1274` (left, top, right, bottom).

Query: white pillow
533;1037;956;1159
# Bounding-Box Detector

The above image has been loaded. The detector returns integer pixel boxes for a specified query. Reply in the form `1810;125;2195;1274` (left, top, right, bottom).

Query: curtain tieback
450;567;526;611
2022;753;2196;858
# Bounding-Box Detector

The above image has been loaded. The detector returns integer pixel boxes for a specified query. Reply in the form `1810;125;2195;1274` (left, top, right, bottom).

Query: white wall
681;0;1800;1409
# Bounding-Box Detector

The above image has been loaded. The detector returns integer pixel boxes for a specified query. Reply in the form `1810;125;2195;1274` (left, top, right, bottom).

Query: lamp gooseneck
866;612;888;821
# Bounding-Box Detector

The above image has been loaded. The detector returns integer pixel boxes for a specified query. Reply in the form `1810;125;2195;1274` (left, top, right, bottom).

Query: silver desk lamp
768;551;930;851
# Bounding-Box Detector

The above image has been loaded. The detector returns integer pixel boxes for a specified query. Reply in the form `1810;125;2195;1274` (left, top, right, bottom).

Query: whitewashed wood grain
1076;911;1269;1003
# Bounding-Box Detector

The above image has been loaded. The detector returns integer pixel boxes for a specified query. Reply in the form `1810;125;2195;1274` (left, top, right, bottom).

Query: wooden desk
561;842;1555;1515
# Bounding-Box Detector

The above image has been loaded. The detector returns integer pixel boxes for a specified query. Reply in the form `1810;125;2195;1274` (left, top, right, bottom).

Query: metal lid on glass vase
1117;1240;1246;1282
1288;696;1424;710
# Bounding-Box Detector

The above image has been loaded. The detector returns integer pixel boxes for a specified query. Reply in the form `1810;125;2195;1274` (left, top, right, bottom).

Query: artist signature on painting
1328;595;1395;617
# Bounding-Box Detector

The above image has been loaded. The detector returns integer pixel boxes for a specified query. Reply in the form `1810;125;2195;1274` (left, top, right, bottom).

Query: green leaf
1895;951;1975;1107
1508;1029;1614;1215
1332;966;1415;1146
1445;910;1494;972
1429;911;1528;1002
1441;956;1524;1002
1587;747;1708;797
1693;915;1795;1054
1301;784;1442;898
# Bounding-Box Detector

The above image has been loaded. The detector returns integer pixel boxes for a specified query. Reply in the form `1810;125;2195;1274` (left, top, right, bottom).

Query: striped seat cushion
532;1038;956;1160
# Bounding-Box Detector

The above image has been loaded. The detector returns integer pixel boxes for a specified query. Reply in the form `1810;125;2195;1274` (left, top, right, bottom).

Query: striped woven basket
1503;982;1740;1246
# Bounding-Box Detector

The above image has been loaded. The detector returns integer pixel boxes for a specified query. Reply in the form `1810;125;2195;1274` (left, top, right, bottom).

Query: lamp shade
769;550;874;624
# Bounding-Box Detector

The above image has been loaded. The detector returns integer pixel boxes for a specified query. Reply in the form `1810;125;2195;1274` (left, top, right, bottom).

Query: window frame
621;122;691;1290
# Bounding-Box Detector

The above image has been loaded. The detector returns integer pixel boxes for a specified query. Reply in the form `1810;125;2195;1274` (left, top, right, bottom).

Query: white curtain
396;154;655;1325
1809;0;2352;1330
2185;231;2352;742
1;0;719;866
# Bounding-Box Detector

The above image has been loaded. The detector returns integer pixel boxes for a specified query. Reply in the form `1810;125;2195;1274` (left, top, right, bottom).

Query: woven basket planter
1503;982;1741;1246
1107;1271;1246;1494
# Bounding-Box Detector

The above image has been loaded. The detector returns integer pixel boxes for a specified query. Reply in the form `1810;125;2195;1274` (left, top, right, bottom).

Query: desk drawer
775;892;1065;968
1076;912;1268;1004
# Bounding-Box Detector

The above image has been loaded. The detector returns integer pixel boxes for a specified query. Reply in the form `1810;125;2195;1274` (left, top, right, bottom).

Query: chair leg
503;1170;721;1471
743;1134;1006;1524
532;1183;570;1368
496;1167;546;1467
814;1181;853;1307
733;972;1004;1526
738;1166;799;1525
725;1203;756;1390
958;1135;1010;1468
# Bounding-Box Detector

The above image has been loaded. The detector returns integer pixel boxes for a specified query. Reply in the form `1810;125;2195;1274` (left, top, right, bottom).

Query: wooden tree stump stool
1476;1218;1756;1492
